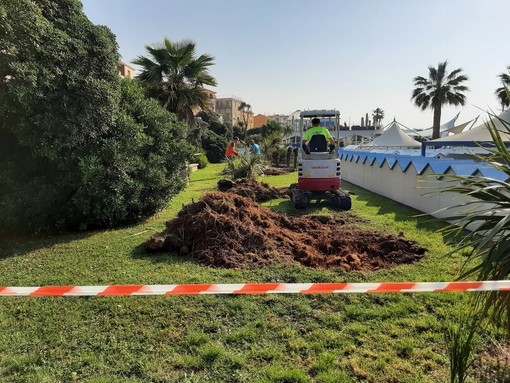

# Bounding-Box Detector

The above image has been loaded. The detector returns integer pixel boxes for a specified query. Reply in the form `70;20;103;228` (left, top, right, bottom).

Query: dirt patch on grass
217;178;289;202
263;167;293;176
147;192;426;271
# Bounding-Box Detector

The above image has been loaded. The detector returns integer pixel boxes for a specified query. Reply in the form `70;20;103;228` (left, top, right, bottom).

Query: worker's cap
311;118;320;125
233;136;239;140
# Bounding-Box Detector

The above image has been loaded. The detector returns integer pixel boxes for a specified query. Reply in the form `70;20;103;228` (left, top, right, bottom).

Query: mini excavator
290;110;352;210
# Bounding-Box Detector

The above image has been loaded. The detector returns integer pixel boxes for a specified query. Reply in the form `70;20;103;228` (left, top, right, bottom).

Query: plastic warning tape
1;281;510;297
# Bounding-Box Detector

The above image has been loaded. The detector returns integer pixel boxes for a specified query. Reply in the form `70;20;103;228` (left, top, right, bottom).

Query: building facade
216;97;253;129
203;89;217;113
254;114;268;128
118;61;135;79
267;114;289;125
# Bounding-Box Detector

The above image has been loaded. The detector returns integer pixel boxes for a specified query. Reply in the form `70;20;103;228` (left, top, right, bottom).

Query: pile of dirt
217;178;289;202
146;192;426;271
263;167;293;176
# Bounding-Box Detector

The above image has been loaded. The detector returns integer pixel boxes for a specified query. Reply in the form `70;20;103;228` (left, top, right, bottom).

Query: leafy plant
445;310;480;383
440;104;510;325
222;154;264;180
195;148;209;169
260;132;283;160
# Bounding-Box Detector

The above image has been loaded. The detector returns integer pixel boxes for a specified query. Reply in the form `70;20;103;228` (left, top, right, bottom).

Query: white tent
417;112;460;137
442;117;478;136
429;110;510;143
365;121;421;147
382;119;423;137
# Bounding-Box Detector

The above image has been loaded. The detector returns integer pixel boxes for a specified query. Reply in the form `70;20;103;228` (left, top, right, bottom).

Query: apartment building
267;114;289;125
118;61;135;79
216;97;254;129
253;114;268;128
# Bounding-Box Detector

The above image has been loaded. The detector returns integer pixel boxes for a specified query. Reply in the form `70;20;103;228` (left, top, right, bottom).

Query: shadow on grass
0;220;154;261
342;181;462;247
189;176;222;184
131;242;187;265
0;230;95;260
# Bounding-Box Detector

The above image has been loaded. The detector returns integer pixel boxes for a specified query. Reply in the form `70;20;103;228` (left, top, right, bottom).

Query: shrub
0;1;192;231
202;130;228;163
195;148;209;169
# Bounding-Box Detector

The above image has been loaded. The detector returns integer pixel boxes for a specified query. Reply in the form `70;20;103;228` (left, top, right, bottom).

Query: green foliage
440;110;510;320
197;110;230;163
0;1;192;231
411;61;469;139
133;38;217;126
202;130;228;163
222;155;264;180
261;132;283;158
445;311;480;383
248;127;262;136
195;148;209;169
233;125;244;140
197;110;230;137
261;120;284;137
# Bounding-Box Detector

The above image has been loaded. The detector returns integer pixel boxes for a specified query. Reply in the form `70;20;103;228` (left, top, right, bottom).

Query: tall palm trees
495;66;510;111
372;108;384;128
412;61;469;139
133;38;217;126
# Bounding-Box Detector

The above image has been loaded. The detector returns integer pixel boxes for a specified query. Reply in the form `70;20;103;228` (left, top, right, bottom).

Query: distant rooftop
216;95;243;100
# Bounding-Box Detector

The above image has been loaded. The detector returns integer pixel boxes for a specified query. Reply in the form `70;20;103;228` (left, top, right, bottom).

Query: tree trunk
432;105;442;140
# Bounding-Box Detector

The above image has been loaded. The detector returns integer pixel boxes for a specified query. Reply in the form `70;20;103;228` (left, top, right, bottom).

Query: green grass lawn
0;163;500;382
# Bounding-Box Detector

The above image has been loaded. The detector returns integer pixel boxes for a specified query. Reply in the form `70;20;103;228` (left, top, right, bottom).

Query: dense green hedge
0;0;192;231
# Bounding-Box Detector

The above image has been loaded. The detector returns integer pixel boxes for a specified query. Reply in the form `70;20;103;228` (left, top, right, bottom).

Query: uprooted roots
146;192;426;271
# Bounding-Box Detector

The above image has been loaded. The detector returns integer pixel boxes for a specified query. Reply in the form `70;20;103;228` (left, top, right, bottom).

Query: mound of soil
147;193;426;271
217;178;289;202
263;167;293;176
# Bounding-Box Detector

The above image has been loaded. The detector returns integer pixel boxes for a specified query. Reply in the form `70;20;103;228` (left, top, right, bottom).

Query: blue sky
82;0;509;129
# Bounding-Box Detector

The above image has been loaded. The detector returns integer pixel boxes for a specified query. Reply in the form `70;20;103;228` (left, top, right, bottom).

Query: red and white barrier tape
1;281;510;297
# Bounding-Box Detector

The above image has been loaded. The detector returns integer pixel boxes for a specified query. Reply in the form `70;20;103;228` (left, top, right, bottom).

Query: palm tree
495;66;510;111
372;108;384;128
282;123;294;144
412;61;469;139
260;132;282;160
133;38;217;126
238;101;252;140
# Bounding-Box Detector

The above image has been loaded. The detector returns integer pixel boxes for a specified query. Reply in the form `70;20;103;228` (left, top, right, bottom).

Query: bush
202;130;228;163
195;148;209;169
0;1;192;231
197;110;231;137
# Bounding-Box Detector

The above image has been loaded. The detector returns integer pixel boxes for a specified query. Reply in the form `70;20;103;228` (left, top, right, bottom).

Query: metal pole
299;114;304;157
